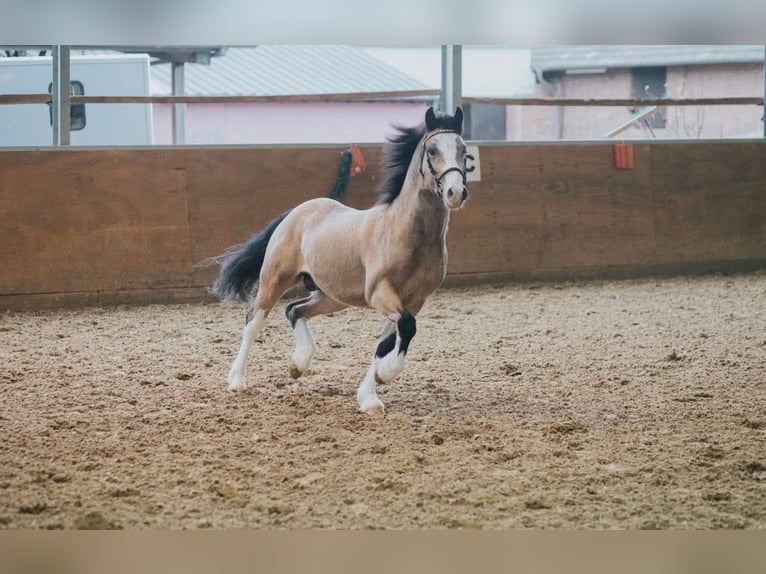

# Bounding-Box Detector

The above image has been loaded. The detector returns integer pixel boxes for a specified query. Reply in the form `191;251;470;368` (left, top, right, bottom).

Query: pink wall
152;101;429;145
665;64;764;138
513;64;764;141
560;65;763;139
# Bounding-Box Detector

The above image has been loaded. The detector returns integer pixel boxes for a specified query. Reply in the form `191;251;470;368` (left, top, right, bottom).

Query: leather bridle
418;129;467;196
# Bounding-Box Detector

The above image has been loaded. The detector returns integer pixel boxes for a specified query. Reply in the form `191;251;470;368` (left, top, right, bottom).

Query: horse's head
421;106;468;210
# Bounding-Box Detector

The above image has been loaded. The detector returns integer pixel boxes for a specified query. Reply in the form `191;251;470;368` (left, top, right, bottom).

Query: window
48;80;86;131
463;104;507;140
631;66;666;129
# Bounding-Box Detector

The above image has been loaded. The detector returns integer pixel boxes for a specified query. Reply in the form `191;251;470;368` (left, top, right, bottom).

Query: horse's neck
388;168;450;244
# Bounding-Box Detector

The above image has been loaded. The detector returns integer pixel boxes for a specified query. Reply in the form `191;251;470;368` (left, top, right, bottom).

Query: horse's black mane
377;109;462;204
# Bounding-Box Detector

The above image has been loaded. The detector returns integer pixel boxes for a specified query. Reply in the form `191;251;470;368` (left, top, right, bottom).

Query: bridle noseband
419;129;467;196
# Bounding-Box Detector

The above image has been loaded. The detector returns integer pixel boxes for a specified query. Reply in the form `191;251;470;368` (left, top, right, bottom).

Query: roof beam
116;47;228;65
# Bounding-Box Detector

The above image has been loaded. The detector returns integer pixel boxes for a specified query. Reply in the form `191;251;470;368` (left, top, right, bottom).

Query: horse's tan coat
254;132;463;320
225;109;468;411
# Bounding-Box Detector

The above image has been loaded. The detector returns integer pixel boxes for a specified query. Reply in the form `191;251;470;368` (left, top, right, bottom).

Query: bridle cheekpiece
419;129;467;196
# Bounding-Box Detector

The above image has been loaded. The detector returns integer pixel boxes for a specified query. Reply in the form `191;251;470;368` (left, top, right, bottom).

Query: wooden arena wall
1;141;765;309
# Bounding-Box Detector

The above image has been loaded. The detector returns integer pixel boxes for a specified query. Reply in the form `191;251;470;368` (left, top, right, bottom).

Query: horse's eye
427;146;437;157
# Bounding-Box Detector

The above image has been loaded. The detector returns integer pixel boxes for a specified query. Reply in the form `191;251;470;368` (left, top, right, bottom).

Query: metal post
440;45;462;114
763;46;765;138
51;45;71;145
172;61;186;145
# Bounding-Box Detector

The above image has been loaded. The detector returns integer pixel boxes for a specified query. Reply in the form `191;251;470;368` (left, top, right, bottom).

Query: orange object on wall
349;144;367;176
613;143;634;170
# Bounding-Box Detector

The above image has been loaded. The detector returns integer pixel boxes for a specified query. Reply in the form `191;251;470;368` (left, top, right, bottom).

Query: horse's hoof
358;396;385;415
227;371;247;391
365;404;385;416
288;363;303;379
290;347;314;377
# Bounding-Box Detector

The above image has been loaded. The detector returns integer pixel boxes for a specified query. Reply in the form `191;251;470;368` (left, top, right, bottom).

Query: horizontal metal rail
462;96;764;107
0;90;439;105
0;94;52;104
0;93;762;106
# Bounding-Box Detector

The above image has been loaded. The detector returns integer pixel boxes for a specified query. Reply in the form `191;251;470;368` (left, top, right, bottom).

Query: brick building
511;46;765;140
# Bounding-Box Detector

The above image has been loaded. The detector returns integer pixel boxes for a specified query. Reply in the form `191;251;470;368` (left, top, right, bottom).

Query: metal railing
2;45;764;143
1;94;762;107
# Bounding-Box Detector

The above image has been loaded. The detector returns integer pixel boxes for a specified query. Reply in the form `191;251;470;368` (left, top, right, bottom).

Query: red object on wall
349;144;367;176
613;143;634;170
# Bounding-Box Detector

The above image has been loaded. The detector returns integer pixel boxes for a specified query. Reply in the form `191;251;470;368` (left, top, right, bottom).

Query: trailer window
47;81;86;131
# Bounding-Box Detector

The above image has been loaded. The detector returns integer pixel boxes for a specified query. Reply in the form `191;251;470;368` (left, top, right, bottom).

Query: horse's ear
453;106;464;134
425;106;438;130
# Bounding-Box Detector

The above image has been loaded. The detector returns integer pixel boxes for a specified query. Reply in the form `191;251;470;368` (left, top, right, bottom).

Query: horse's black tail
210;211;291;303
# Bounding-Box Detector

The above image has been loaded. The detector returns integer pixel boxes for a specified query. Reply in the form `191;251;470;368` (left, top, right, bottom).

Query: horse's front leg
357;280;418;414
374;310;416;382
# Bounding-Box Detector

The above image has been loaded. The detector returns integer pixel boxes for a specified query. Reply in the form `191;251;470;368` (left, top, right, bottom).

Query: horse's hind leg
227;271;296;391
227;307;269;390
285;290;346;379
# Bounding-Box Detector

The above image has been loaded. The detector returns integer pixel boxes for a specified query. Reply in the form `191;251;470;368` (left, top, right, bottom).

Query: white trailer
0;53;153;146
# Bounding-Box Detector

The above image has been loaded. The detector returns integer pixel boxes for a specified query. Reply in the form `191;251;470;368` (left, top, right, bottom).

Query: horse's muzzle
445;186;468;208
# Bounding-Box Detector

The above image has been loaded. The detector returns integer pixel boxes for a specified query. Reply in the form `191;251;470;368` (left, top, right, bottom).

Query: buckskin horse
212;107;468;413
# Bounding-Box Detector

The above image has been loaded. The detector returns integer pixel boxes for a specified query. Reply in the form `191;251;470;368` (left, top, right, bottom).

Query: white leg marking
357;362;385;415
375;345;406;383
227;309;266;391
289;318;316;378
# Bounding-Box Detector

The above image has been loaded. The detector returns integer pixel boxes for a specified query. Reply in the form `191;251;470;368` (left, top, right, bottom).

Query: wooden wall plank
0;150;190;294
1;141;764;309
650;143;766;264
184;146;385;287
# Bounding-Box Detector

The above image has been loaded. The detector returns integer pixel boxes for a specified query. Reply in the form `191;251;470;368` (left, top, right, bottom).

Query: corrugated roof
531;45;765;73
150;45;430;95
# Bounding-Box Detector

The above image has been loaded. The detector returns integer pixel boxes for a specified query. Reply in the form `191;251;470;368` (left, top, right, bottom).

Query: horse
211;106;468;414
